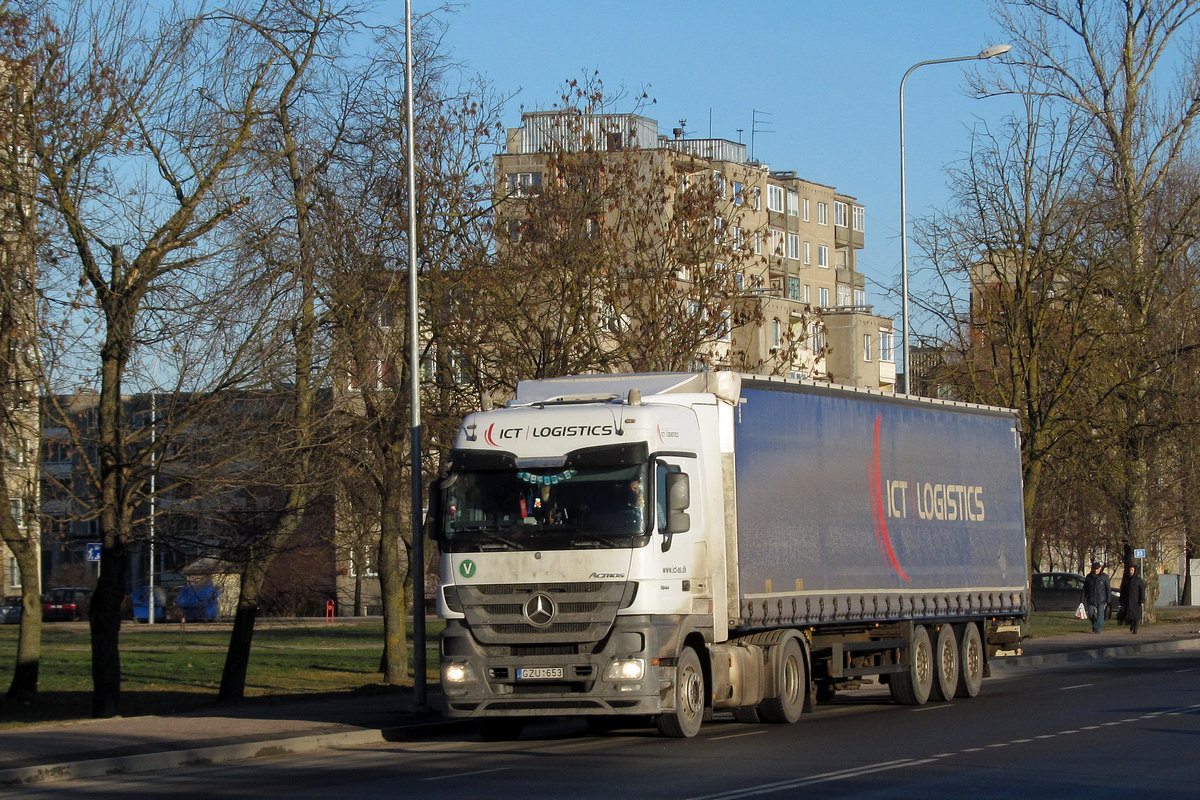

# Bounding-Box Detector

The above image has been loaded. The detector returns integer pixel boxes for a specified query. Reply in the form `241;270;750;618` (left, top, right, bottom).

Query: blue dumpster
176;583;220;621
131;586;167;623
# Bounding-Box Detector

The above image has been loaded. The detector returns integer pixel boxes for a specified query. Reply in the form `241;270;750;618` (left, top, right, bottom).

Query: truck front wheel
657;646;705;738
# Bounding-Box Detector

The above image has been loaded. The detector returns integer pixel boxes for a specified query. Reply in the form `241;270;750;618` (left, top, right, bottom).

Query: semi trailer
431;372;1027;738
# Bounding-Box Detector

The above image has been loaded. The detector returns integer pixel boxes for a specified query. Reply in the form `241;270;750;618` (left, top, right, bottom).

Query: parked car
1;595;21;624
42;587;94;621
1031;572;1120;617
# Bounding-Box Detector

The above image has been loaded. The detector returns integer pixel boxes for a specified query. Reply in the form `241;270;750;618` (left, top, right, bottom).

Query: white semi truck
430;372;1027;739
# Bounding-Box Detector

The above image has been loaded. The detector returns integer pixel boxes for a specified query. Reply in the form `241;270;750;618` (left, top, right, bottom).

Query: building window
787;233;800;260
506;171;542;197
837;284;852;306
787;276;801;300
714;216;726;245
9;558;20;588
719;309;733;342
853;205;865;232
786;189;798;216
771;319;782;349
9;498;22;528
835;201;848;227
803;197;810;222
810;323;826;354
735;271;745;291
767;185;785;212
818;202;828;225
863;334;873;362
819;287;830;307
732;225;743;250
753;186;761;210
803;284;811;304
880;331;895;362
733;181;744;206
803;242;811;265
753;231;762;255
818;245;829;267
769;228;785;257
713;170;725;198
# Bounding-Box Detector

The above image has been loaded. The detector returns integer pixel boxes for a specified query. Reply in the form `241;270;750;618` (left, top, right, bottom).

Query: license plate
517;667;563;680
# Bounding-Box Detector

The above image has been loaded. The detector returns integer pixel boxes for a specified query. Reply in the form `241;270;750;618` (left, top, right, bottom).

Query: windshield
441;462;649;548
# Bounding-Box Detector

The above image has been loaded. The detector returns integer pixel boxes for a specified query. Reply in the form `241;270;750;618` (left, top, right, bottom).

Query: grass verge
0;617;443;726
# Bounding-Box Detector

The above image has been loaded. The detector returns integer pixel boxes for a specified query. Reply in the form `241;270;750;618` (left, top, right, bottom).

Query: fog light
443;662;476;684
604;658;645;681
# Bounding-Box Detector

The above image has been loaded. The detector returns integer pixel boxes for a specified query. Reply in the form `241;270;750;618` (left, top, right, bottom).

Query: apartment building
495;111;895;389
1;59;38;599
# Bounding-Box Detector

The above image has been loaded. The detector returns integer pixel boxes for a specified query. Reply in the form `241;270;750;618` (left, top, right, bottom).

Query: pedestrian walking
1082;562;1111;633
1120;565;1146;634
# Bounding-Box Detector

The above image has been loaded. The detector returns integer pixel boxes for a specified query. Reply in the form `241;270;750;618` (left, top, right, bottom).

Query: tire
657;646;705;738
758;637;807;724
476;718;525;741
931;624;959;701
889;624;933;706
731;706;761;723
955;623;984;698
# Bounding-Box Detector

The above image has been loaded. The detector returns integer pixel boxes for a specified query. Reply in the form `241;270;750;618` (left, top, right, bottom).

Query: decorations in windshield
517;469;578;486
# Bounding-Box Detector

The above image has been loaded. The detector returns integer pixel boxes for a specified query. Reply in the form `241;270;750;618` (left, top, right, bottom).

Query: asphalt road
9;648;1200;799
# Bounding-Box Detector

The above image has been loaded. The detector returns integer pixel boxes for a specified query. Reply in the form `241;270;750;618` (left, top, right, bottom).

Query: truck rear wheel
931;624;959;701
758;637;806;724
657;646;705;738
955;623;984;698
889;624;933;705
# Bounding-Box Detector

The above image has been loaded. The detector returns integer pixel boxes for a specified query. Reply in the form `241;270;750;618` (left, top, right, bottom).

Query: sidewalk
2;619;1198;787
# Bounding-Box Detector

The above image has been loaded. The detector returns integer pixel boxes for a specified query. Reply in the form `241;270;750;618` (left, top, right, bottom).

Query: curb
0;719;470;787
991;636;1200;671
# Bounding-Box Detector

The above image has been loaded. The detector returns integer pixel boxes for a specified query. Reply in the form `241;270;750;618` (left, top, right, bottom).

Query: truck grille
458;581;632;645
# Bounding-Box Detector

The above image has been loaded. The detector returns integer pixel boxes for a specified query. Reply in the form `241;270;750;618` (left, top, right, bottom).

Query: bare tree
0;3;43;703
939;0;1200;596
24;0;316;717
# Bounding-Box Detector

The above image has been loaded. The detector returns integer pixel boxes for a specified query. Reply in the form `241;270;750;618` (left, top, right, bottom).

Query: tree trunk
3;537;42;703
378;469;409;685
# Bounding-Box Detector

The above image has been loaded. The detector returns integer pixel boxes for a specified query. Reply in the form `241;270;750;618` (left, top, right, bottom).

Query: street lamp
899;43;1010;394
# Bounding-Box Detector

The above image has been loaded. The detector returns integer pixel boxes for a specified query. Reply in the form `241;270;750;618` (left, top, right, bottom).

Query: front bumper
440;615;689;718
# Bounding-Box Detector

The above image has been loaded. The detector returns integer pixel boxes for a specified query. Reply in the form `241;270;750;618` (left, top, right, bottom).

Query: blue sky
408;0;1015;323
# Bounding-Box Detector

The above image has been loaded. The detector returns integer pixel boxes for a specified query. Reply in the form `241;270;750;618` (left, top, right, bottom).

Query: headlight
442;662;476;684
603;658;645;682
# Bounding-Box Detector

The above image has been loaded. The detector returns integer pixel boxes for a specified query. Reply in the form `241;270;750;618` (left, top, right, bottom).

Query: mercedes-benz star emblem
524;593;556;628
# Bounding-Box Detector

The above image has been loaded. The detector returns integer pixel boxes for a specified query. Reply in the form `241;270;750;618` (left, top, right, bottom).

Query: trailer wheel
657;646;705;738
476;718;525;741
758;637;806;724
955;623;984;698
889;624;933;705
931;624;960;701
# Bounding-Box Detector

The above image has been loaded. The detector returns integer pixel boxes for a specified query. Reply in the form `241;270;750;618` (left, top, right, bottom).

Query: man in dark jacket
1120;565;1147;634
1082;562;1111;633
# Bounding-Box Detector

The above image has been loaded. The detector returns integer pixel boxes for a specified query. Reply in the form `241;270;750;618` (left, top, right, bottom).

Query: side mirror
425;477;447;542
665;471;691;534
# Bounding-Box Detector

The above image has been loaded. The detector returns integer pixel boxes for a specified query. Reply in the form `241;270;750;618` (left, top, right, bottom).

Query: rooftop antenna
751;109;774;162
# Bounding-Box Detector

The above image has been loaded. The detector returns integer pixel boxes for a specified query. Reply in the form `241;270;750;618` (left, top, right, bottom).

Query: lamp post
899;44;1010;394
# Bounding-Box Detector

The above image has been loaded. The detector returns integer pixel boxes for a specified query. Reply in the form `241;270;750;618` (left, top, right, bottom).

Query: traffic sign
1134;548;1146;559
86;542;102;562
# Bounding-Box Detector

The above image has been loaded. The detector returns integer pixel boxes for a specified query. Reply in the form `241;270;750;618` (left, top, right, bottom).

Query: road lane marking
684;759;943;800
1060;683;1093;690
911;704;951;712
710;730;769;741
422;767;510;782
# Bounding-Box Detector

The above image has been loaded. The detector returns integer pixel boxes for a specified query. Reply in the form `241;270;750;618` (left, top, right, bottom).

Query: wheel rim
680;663;704;721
